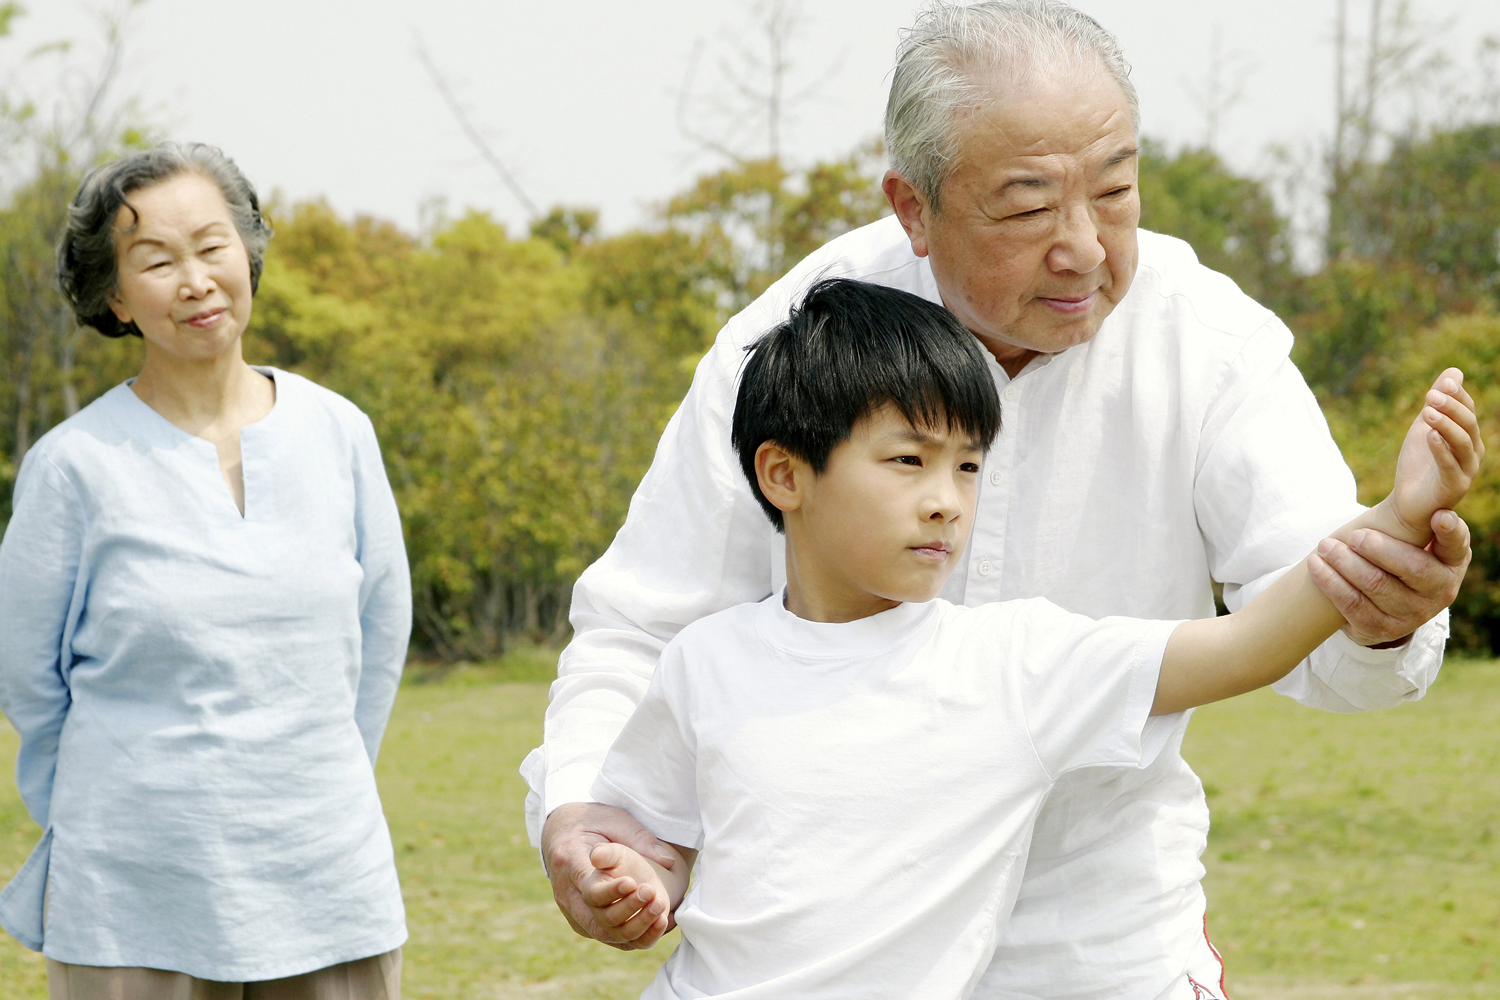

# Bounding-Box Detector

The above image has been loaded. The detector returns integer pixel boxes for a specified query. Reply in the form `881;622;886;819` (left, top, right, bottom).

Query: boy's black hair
731;277;1002;531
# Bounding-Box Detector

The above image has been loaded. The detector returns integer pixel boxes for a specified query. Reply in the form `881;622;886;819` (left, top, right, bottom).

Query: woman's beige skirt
45;948;401;1000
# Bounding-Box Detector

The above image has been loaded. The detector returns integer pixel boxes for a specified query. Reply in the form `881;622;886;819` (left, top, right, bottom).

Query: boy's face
762;405;984;621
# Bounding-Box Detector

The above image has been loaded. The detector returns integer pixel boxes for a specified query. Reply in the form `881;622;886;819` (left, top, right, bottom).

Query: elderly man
522;2;1469;998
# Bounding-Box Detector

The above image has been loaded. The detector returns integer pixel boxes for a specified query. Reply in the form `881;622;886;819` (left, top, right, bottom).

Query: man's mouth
1035;292;1097;315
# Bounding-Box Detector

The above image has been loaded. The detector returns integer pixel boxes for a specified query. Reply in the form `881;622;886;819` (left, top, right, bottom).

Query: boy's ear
755;441;805;517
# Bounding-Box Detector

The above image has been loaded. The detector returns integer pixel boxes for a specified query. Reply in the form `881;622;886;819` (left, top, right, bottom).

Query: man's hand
1310;509;1472;647
1309;369;1483;647
542;802;680;950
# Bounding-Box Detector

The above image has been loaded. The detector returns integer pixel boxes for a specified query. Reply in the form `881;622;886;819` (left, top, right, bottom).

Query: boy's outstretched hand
1385;368;1484;545
578;841;693;949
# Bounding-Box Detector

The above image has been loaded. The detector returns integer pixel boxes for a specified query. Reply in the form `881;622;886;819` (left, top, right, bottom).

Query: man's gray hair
885;1;1140;209
57;142;272;338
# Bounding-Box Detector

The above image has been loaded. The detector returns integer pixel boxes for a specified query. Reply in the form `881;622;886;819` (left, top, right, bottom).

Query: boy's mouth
910;541;953;562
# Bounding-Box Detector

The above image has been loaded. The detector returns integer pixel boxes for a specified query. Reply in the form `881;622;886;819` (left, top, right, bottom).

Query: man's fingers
619;827;678;870
1323;535;1401;599
1346;529;1453;595
1309;551;1377;622
1429;510;1473;570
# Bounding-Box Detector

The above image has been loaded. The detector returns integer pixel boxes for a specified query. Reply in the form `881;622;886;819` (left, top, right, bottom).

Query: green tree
1344;123;1500;308
1136;139;1297;311
1322;309;1500;653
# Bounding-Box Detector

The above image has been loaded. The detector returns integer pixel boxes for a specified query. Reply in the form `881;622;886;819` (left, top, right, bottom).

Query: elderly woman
0;143;410;999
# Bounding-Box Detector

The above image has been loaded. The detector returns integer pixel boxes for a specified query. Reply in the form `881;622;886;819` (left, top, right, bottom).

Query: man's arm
1197;321;1455;712
1162;369;1482;714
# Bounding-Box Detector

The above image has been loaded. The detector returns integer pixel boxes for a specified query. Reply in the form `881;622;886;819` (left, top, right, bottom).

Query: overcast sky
7;0;1499;239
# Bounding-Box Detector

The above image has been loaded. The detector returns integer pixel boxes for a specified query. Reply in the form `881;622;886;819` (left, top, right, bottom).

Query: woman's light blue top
0;369;411;980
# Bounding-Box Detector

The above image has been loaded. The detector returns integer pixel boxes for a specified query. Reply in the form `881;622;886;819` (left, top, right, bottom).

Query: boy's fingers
1428;391;1483;461
1424;408;1479;475
603;889;667;937
580;874;630;908
590;842;627;871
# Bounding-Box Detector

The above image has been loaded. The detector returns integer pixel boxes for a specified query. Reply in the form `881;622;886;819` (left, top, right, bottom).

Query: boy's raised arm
1155;369;1484;716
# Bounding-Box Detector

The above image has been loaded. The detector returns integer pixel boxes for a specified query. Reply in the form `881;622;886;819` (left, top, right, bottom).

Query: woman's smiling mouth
182;308;227;329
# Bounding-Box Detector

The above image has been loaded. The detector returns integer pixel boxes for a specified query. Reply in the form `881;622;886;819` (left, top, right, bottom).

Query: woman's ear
755;441;805;517
107;288;132;325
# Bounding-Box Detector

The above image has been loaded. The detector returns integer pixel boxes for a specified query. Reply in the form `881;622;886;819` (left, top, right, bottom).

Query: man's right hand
542;801;680;950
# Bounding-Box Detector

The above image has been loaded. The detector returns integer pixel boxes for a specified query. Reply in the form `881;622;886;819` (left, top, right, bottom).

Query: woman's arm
0;451;87;828
350;414;412;766
1156;369;1483;715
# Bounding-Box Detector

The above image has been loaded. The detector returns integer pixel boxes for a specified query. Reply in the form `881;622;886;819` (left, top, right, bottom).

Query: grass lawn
1;648;1496;998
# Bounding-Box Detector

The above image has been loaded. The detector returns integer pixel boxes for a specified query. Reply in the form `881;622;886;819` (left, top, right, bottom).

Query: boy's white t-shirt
593;595;1182;1000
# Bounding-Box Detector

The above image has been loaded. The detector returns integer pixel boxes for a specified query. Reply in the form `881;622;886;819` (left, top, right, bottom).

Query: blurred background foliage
2;4;1500;659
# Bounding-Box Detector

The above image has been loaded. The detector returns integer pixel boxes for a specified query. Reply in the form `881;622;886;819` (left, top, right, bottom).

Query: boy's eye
893;455;922;467
959;462;980;473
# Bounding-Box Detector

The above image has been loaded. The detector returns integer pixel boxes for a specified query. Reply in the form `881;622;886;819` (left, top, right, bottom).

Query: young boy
579;279;1481;999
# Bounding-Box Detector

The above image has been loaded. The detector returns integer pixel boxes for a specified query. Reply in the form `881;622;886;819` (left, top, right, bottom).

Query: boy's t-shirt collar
754;591;941;662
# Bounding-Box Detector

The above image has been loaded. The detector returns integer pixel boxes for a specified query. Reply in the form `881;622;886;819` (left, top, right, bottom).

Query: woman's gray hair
885;0;1140;210
56;142;273;338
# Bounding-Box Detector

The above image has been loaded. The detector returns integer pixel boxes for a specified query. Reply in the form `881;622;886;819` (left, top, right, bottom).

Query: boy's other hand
543;802;679;950
1388;369;1484;542
581;842;673;944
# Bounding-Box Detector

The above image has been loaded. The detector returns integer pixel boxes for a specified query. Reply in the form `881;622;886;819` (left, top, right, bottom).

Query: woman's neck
131;345;272;438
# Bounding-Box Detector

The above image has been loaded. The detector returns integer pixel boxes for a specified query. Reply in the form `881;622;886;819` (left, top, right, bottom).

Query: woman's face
107;172;254;363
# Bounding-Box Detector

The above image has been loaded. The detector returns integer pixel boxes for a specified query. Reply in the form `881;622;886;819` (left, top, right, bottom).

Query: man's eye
1010;207;1048;220
1102;186;1132;198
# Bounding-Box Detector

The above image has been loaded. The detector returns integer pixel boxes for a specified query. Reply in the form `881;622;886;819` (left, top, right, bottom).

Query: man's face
769;406;983;621
887;67;1141;366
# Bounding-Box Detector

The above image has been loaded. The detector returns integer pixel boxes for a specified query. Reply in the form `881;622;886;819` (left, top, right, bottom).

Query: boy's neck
783;540;903;623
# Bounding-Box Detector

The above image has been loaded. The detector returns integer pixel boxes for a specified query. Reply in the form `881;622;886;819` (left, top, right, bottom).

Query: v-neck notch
116;367;283;521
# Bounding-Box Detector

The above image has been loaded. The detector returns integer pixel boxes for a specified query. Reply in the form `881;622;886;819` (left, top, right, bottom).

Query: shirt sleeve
0;449;86;828
527;314;784;842
590;646;703;850
1010;600;1183;779
1194;319;1445;713
350;413;412;766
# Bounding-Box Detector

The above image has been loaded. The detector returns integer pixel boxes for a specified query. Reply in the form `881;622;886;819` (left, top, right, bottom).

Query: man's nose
1047;201;1106;274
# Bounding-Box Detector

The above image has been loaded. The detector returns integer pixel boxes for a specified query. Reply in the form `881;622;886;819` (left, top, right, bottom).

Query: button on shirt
523;218;1447;1000
0;370;411;981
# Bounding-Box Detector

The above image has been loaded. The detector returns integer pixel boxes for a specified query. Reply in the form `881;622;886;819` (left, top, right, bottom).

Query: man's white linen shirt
594;595;1182;1000
523;217;1447;1000
0;370;411;980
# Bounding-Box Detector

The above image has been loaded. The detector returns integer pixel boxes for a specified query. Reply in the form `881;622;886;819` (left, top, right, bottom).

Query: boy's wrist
1362;496;1433;549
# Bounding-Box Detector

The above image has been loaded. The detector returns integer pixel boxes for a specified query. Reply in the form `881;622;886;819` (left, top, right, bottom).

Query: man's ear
755;441;806;517
882;170;932;259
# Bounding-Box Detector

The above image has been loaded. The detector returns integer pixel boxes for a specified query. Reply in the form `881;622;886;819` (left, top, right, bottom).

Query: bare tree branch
413;32;540;220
